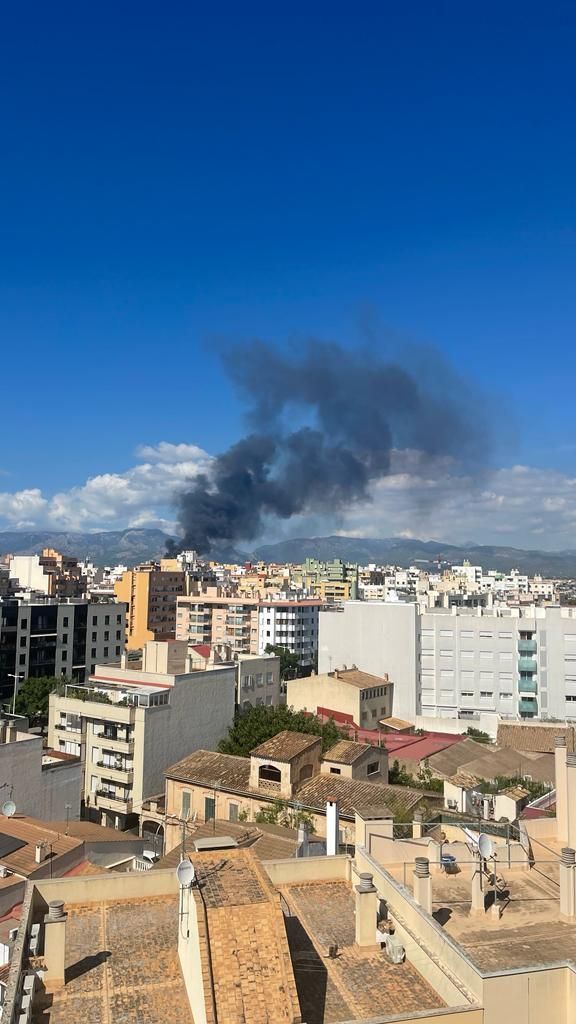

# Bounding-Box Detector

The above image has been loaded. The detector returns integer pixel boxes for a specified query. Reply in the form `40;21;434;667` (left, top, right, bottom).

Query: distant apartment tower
0;597;127;701
115;561;186;649
258;597;324;670
9;548;86;598
176;590;259;653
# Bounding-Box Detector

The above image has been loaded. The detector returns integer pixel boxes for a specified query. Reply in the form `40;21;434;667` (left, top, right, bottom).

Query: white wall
318;601;418;719
0;736;81;820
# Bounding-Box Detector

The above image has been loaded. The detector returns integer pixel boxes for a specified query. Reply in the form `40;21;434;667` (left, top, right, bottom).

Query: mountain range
2;528;576;576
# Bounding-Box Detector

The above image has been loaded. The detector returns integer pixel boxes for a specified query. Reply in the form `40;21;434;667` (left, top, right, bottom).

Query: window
567;696;576;703
20;637;26;647
439;650;453;657
258;764;281;784
500;692;513;699
181;790;191;819
204;796;215;821
480;691;493;698
103;647;109;657
367;761;380;776
104;615;110;625
116;631;121;641
479;631;493;639
61;651;67;661
21;619;27;629
19;654;26;665
92;632;97;642
117;614;122;623
91;648;96;658
461;691;474;697
115;646;121;656
329;766;341;774
229;803;239;822
63;616;69;627
92;616;97;626
499;631;512;639
480;651;493;660
439;629;453;638
460;630;474;639
104;631;109;641
62;633;68;644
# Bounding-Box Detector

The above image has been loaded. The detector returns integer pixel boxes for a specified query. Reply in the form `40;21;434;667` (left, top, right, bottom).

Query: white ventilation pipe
326;800;339;856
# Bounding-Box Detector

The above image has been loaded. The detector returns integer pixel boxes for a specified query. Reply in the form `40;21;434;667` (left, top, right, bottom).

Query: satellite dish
478;833;494;860
2;801;16;818
176;858;195;888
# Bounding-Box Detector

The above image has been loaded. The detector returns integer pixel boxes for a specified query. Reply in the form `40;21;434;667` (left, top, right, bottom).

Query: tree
254;799;315;832
12;676;64;724
218;704;346;757
264;644;300;680
466;727;492;744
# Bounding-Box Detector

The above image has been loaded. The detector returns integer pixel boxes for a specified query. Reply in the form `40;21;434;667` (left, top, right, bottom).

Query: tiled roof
0;816;83;878
329;668;390;689
47;820;142;842
166;749;251;790
380;717;413;731
295;774;425;818
154;820;301;868
497;722;576;753
323;740;372;764
427;738;490;777
250;730;322;762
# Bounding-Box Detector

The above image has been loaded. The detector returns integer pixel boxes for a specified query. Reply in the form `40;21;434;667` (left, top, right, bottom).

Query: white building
257;596;324;670
319;600;576;733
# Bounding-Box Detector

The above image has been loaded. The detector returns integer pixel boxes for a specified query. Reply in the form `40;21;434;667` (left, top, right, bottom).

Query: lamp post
7;673;24;717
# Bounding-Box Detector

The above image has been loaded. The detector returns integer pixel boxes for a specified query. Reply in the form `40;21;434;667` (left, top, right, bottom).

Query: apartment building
257;596;325;670
319;599;576;731
47;640;236;829
176;590;259;653
8;549;86;599
115;560;186;649
0;720;81;820
185;644;282;708
0;597;127;702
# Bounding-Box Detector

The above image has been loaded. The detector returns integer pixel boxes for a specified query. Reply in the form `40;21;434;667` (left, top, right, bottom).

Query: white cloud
0;444;212;533
1;442;576;550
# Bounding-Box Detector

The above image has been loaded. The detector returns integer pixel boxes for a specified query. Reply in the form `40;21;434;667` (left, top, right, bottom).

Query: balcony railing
519;698;538;717
96;790;133;813
518;677;538;694
518;639;537;654
518;657;537;673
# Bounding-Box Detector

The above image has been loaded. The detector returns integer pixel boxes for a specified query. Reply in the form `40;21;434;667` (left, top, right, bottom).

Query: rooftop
497;721;576;754
153;818;305;866
328;668;390;689
250;729;322;762
281;879;445;1022
323;739;373;765
0;816;82;878
30;893;194;1024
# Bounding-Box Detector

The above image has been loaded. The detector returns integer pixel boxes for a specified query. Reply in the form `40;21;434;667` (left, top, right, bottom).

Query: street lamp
7;673;24;717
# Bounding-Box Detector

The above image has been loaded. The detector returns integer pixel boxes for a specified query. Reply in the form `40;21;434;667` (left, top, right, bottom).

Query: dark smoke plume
171;339;488;554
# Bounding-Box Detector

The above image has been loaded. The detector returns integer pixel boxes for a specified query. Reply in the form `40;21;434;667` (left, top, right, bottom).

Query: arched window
258;763;281;784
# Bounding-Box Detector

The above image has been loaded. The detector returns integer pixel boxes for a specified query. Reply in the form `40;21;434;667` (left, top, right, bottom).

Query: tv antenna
176;858;195;939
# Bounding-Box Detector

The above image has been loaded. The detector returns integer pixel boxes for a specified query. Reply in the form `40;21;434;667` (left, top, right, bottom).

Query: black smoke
170;339;488;554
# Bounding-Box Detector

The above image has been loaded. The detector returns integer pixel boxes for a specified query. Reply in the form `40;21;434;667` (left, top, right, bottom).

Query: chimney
326;800;339;856
413;857;433;915
43;900;67;991
355;872;378;947
333;669;339;679
185;654;193;673
412;811;424;839
560;847;576;919
35;842;47;864
567;753;576;849
555;736;568;843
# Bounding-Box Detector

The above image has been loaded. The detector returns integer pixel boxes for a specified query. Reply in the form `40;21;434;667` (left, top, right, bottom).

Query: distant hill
252;535;576;577
2;528;576;576
0;529;174;566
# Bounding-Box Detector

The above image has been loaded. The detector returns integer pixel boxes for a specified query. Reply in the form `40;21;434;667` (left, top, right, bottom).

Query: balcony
55;722;80;732
95;761;134;783
518;639;537;654
518;677;538;694
518;657;537;673
519;698;538;717
96;789;133;813
94;731;134;752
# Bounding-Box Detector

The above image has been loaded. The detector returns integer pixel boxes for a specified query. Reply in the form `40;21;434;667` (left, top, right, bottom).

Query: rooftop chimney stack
567;753;576;850
43;900;67;991
560;847;576;919
355;872;378;948
413;857;433;915
326;800;340;856
555;737;568;843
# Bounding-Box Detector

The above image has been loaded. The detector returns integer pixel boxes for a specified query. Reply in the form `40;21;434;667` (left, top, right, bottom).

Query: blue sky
1;2;576;547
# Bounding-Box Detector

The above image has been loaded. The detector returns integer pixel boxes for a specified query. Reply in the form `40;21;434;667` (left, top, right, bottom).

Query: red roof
382;732;465;761
191;644;211;660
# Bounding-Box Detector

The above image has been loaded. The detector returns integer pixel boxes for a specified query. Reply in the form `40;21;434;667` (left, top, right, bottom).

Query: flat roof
328;668;390;689
29;893;193;1023
281;879;445;1021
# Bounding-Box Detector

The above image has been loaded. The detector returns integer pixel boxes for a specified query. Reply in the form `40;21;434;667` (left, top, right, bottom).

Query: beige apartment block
288;667;393;728
47;641;236;830
176;589;260;653
115;561;186;649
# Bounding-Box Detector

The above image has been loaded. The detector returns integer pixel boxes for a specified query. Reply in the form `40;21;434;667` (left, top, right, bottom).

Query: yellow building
115;561;186;649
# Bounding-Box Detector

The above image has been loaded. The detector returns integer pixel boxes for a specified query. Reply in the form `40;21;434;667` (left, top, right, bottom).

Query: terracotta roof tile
166;750;251;789
323;739;372;764
497;722;576;753
250;730;322;762
295;774;425;818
